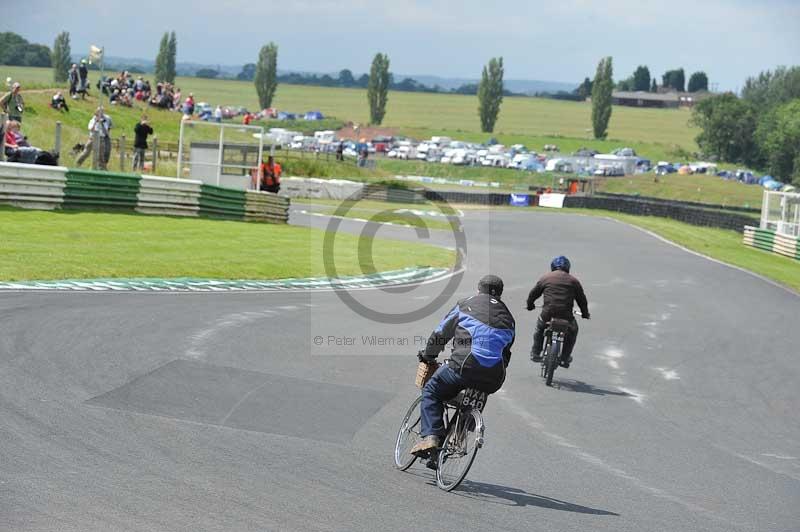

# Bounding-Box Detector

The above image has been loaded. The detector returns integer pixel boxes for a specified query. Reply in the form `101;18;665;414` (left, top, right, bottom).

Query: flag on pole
88;45;103;65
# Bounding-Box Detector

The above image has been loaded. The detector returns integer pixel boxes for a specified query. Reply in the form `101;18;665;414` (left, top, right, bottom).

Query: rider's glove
582;313;591;320
526;303;535;311
417;349;436;364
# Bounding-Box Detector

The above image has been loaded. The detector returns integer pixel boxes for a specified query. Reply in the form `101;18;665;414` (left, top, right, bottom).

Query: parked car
612;147;636;157
594;165;624;176
655;162;677;176
221;106;237;119
195;102;213;118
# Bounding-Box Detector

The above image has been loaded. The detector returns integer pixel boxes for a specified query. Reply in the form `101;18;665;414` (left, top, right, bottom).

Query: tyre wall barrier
743;226;799;260
562;195;756;231
595;192;761;214
0;162;67;210
0;162;289;223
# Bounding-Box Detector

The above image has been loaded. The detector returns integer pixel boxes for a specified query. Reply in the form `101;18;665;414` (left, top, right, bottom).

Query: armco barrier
0;162;288;223
0;162;67;210
743;226;799;260
595;192;761;214
423;189;510;205
563;195;756;231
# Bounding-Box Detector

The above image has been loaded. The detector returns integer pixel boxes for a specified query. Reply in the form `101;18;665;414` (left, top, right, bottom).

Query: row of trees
613;66;709;93
248;46;507;133
53;30;178;84
237;64;499;96
0;32;51;68
691;66;800;184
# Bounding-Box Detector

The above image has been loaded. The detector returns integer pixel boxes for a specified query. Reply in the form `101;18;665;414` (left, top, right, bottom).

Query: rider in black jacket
411;275;515;456
527;256;590;368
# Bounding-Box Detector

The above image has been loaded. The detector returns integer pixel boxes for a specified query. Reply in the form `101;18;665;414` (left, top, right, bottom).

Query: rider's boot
411;435;441;457
530;342;543;363
559;356;573;368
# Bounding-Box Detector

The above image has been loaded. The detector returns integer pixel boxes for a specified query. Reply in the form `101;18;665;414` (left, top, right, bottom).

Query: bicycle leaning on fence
394;360;487;491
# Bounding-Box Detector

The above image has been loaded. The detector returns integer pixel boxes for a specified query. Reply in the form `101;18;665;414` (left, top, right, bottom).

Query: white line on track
496;390;742;526
602;217;799;298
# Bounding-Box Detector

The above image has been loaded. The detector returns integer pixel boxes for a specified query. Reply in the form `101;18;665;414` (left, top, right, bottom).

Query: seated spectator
3;120;55;164
50;91;69;112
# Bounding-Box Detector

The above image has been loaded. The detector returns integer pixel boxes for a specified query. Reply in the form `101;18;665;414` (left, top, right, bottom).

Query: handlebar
527;304;590;319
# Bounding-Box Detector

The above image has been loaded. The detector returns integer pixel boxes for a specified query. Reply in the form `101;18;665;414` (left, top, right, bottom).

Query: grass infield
0;206;455;281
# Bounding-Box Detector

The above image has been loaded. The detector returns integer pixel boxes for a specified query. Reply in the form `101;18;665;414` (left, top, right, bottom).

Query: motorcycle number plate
461;388;487;412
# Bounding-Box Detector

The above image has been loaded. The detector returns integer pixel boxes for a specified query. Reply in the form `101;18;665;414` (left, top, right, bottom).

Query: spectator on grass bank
336;142;344;161
76;107;113;170
50;92;69;112
3;120;55;164
183;93;195;116
68;64;79;98
78;60;89;98
1;82;24;123
214;105;223;123
259;156;282;193
132;115;153;171
357;140;369;167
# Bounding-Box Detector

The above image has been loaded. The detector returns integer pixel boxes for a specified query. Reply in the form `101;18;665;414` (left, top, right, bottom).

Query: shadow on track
456;480;619;515
554;379;633;398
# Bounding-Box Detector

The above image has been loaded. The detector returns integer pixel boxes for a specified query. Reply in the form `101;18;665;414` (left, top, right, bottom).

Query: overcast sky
4;0;799;90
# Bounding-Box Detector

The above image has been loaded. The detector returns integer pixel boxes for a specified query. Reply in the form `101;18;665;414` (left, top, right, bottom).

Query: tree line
0;32;51;68
235;64;504;96
691;66;800;185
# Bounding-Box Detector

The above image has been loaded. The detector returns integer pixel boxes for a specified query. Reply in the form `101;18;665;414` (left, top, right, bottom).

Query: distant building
612;90;712;109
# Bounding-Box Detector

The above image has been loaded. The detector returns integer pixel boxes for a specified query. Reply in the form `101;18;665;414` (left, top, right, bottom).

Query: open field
3;65;766;208
3;89;762;207
3;65;697;160
597;173;764;208
0;206;454;281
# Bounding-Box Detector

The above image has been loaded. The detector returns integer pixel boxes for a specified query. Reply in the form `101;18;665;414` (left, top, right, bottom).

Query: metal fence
761;191;800;237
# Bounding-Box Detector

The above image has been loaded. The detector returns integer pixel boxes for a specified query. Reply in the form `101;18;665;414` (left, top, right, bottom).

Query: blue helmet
550;256;571;273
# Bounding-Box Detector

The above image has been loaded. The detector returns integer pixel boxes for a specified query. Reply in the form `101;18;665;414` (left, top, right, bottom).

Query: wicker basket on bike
415;352;440;388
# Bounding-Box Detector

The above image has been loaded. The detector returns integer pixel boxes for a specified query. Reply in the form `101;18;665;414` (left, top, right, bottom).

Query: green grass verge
549;208;799;292
0;206;454;281
598;174;763;209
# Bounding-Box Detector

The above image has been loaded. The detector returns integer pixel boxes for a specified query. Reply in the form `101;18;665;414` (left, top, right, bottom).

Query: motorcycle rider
527;256;590;368
411;275;515;456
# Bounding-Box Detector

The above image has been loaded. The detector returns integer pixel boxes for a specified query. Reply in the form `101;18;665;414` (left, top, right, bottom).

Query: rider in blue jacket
411;275;515;456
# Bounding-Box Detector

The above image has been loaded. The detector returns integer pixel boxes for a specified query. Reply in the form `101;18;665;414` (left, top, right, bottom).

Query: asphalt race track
1;207;798;532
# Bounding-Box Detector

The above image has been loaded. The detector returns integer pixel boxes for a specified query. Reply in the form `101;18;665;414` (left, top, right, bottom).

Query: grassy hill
3;65;697;160
2;65;766;208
